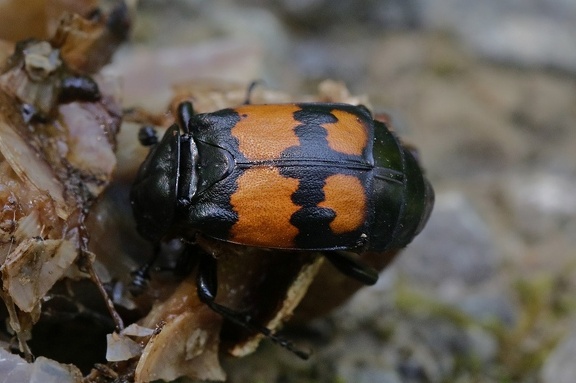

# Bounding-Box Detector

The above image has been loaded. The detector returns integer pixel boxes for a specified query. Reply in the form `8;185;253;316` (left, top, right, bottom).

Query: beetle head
130;124;182;242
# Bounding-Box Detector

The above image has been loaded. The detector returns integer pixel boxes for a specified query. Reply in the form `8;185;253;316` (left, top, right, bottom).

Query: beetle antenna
243;80;265;104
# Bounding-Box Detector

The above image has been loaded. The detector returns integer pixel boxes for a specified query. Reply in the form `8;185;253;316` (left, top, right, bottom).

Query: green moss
394;286;474;328
392;272;576;382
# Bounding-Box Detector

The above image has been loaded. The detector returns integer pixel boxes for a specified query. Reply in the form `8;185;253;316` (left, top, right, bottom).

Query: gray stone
465;326;498;365
338;367;402;383
457;289;518;326
420;0;576;72
541;328;576;383
501;173;576;241
398;192;499;287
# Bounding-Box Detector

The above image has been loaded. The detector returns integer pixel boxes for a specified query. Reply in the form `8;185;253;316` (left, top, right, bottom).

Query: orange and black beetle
130;101;434;357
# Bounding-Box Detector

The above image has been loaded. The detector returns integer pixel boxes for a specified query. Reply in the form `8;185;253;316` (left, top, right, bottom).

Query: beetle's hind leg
323;250;379;286
195;252;311;360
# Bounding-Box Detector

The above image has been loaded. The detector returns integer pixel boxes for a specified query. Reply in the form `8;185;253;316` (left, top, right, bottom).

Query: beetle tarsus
138;126;159;146
130;246;160;295
129;264;150;296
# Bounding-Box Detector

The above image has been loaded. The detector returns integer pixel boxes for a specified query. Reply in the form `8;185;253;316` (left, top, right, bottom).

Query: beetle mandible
130;101;434;357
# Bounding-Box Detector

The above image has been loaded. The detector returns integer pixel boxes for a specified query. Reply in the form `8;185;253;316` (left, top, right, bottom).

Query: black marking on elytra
179;104;374;248
282;104;371;248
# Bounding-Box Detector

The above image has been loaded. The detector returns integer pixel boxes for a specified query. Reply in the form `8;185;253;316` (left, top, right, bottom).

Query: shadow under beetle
130;100;434;359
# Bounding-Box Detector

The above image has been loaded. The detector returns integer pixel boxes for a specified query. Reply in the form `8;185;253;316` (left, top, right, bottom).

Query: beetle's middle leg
195;251;310;360
323;250;379;286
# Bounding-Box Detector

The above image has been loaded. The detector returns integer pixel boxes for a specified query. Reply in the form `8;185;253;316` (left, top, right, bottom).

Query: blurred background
0;0;573;382
110;0;576;382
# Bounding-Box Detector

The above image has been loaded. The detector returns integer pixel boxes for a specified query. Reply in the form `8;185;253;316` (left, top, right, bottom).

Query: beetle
130;101;434;358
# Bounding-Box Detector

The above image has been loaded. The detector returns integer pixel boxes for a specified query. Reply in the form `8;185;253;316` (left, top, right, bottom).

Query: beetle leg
129;243;161;295
137;125;158;146
195;252;219;302
172;244;201;277
323;250;379;286
59;74;101;103
196;252;310;360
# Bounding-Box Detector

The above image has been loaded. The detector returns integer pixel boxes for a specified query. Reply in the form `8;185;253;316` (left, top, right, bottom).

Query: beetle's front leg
196;251;219;304
130;243;161;295
137;125;158;146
